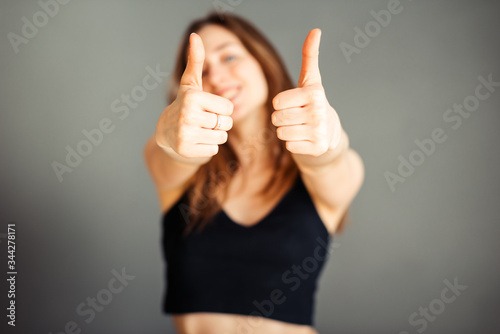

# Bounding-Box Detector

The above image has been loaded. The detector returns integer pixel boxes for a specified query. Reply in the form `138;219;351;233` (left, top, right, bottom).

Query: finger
180;33;205;89
276;124;311;142
273;87;317;110
271;107;308;127
284;141;317;155
189;144;219;158
200;112;233;131
298;28;322;88
181;108;232;130
195;91;234;116
193;128;228;145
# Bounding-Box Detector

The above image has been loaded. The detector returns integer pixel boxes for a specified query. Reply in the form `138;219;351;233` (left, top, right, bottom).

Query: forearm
292;127;350;174
145;135;210;191
159;143;212;167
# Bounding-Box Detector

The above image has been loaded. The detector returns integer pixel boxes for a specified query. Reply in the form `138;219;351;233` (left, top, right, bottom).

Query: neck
228;106;275;170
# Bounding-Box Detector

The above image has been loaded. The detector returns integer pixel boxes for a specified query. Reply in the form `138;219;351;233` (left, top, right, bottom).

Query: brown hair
168;11;350;235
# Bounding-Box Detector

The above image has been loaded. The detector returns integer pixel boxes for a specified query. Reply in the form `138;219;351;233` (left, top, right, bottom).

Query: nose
203;64;230;93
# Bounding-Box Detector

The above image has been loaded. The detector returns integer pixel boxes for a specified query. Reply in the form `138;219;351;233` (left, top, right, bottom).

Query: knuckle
210;145;219;156
313;130;323;143
183;88;198;98
178;111;189;126
178;128;192;146
317;140;328;155
226;101;234;114
226;116;234;129
276;127;283;139
182;89;199;106
181;145;199;159
186;110;199;125
271;111;279;125
309;88;325;105
220;131;228;143
312;111;326;127
272;95;281;109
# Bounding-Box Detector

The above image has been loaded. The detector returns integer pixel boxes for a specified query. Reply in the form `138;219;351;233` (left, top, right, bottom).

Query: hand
271;29;341;157
155;33;233;159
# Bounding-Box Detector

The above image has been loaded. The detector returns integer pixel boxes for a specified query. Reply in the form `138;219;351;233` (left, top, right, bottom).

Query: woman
144;11;364;334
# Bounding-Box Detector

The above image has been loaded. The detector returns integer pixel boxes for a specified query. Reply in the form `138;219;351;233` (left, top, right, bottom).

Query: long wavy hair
167;11;349;235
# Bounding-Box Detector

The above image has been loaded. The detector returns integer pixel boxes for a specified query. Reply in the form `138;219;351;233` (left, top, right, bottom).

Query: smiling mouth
218;87;240;100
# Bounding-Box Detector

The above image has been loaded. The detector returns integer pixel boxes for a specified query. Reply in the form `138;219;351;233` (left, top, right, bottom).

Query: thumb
298;28;322;88
180;32;205;89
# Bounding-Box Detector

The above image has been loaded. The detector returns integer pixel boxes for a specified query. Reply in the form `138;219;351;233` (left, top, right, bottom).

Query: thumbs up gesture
156;33;234;159
272;29;341;157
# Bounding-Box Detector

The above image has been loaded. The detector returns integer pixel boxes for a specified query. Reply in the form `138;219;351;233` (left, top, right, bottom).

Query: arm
272;29;364;231
144;32;232;194
143;135;209;191
291;128;364;226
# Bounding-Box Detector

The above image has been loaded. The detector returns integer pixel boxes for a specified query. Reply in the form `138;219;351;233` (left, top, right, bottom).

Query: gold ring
213;114;222;130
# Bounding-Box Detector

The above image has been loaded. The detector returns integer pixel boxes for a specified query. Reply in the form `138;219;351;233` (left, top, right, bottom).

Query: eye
224;55;236;62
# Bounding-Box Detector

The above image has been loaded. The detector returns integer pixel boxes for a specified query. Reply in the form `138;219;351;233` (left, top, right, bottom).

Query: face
196;25;268;123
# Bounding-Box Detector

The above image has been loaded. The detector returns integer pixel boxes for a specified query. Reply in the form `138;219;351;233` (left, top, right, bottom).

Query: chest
162;171;332;270
217;171;295;227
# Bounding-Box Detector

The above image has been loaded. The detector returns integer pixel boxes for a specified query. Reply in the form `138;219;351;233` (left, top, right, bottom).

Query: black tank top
161;173;332;326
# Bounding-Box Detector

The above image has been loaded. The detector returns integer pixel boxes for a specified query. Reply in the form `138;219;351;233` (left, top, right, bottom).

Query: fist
272;29;341;157
156;33;234;159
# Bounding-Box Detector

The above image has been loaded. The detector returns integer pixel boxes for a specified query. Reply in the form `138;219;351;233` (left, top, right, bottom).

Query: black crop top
161;173;332;326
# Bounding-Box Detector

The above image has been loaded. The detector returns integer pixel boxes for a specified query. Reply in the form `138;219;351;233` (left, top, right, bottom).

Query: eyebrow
211;41;240;53
201;41;241;72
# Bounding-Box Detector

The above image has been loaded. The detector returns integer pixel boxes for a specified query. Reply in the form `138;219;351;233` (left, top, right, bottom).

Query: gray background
1;0;499;333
